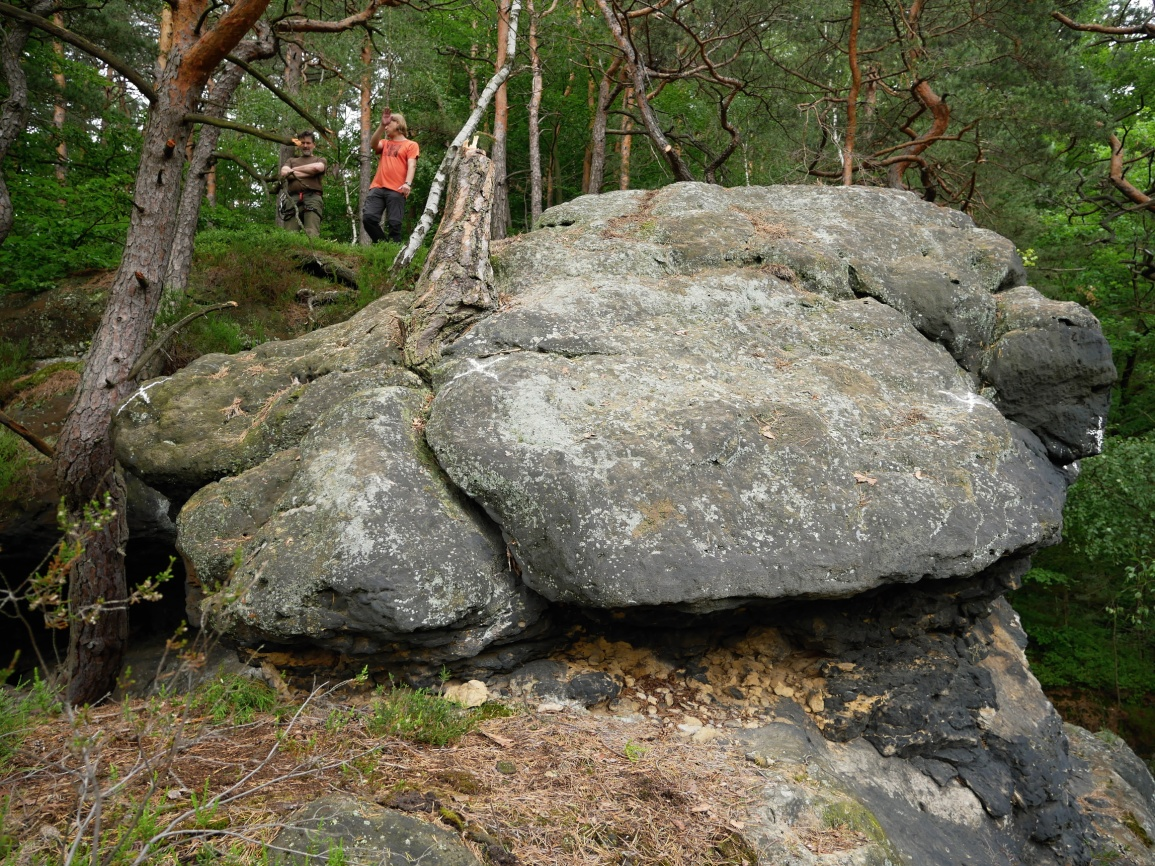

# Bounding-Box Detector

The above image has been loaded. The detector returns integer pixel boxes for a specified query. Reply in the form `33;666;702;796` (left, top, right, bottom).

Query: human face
298;137;315;156
384;119;402;139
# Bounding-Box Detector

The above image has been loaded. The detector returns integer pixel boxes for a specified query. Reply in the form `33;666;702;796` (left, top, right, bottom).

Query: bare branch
226;53;333;138
184;113;296;145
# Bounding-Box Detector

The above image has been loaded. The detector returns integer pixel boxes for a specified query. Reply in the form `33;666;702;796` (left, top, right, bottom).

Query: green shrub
190;672;278;724
366;684;511;746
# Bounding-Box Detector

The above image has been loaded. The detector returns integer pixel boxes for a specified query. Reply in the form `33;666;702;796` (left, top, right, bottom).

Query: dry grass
1;685;763;866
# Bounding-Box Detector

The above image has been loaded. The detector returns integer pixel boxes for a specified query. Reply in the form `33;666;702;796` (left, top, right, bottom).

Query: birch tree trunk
393;0;520;272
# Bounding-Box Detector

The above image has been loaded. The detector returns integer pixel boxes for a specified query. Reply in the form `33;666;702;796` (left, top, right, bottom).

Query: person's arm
280;158;326;179
294;159;326;177
369;112;390;151
400;156;417;195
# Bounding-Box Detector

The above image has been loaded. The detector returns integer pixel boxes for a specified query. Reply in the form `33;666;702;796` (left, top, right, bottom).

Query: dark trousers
362;187;406;243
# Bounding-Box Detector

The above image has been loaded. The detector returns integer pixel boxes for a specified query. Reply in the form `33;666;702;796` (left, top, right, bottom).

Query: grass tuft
190;671;278;724
365;684;511;747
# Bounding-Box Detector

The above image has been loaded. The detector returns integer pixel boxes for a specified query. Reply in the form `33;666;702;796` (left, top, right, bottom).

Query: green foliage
0;672;62;768
190;672;278;724
365;683;509;746
1064;435;1155;574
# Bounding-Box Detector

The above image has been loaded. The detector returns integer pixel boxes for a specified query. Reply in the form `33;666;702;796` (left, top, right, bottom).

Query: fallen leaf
675;329;688;336
729;820;745;830
690;804;712;813
759;426;776;440
853;472;878;485
914;469;926;479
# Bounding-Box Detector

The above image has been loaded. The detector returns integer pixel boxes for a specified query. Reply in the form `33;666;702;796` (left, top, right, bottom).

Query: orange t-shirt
371;138;419;191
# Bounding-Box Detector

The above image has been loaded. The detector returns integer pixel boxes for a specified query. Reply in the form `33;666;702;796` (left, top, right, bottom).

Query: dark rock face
777;570;1090;863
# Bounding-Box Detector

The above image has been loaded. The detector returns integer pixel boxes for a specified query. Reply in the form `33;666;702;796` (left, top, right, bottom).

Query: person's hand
382;109;392;126
400;182;411;197
280;165;292;178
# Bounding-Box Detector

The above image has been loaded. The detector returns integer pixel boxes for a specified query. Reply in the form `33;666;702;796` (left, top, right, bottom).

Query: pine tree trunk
587;57;621;196
526;0;543;224
276;25;305;229
53;0;272;705
358;35;374;245
490;0;511;239
0;1;51;245
618;87;632;189
52;16;67;184
164;34;273;306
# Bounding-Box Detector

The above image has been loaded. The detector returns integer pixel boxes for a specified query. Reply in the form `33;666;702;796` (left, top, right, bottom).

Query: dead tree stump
404;148;497;374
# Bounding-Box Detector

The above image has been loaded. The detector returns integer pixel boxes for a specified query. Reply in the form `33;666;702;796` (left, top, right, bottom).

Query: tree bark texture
358;35;374;245
164;29;274;306
275;10;306;229
53;0;272;705
404;148;496;374
392;0;520;272
594;0;694;182
52;15;67;184
526;0;544;224
841;0;861;186
490;0;512;240
587;57;622;195
619;87;632;189
0;0;51;245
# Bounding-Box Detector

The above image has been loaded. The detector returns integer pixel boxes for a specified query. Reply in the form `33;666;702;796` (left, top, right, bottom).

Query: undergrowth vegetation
366;682;512;747
0;662;762;866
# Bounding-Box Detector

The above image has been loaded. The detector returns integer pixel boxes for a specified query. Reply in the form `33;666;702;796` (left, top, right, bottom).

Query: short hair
390;113;408;136
297;131;316;142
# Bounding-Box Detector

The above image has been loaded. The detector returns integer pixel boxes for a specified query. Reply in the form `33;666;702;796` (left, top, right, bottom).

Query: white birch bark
392;0;521;272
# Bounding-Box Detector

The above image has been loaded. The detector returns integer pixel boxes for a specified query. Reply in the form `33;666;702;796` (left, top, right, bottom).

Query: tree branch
224;53;333;138
1052;10;1155;42
185;114;296;145
0;407;54;458
0;1;156;101
1108;133;1155;210
127;302;239;382
211;151;276;186
273;0;402;33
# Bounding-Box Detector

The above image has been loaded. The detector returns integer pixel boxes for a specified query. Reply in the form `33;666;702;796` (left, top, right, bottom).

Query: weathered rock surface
108;178;1125;865
112;180;1110;660
427;183;1103;608
269;795;481;865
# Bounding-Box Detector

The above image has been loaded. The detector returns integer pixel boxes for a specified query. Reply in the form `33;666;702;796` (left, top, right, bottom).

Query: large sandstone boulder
113;181;1111;663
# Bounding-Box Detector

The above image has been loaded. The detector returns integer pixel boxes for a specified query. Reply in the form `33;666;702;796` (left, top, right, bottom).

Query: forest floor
0;658;774;866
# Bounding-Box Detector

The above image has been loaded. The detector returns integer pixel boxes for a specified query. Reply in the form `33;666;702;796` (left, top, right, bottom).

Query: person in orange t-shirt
362;109;419;244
